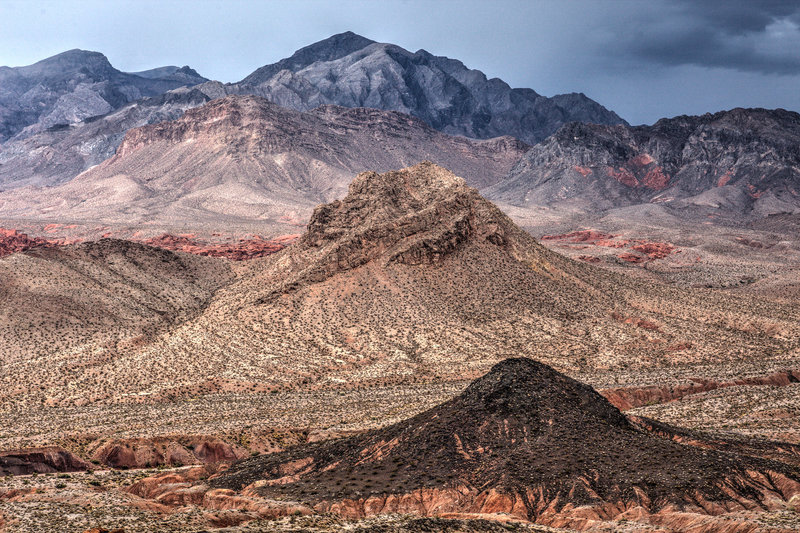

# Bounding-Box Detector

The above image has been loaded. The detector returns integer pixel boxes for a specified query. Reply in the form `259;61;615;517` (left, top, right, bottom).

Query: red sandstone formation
605;166;638;187
631;241;676;259
0;446;92;475
573;165;592;177
0;228;65;258
90;436;249;469
618;252;644;263
541;230;678;264
642;166;670;190
601;369;800;411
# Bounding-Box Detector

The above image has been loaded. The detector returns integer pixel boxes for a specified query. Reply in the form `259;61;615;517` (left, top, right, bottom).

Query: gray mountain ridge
486;107;800;218
224;31;627;144
0;49;208;143
0;32;624;191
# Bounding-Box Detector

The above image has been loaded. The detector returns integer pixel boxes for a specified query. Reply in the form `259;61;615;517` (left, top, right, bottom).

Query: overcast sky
1;0;799;125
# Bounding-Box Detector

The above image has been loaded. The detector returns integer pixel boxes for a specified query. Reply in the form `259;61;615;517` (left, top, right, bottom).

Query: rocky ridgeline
233;31;625;145
488;108;800;217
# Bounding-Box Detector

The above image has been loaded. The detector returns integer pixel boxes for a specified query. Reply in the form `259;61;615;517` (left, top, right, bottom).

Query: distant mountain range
487;107;800;218
223;31;626;144
0;49;207;142
2;33;799;224
0;32;622;192
0;95;527;230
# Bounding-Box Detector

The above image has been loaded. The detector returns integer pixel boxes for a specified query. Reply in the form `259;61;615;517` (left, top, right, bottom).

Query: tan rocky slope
0;94;527;233
185;358;800;531
0;239;234;408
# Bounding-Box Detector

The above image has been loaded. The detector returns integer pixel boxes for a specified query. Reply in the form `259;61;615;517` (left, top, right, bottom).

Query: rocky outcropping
602;368;800;411
90;437;248;469
252;161;544;301
0;446;92;475
0;228;68;257
209;358;800;530
487;108;800;218
229;31;626;144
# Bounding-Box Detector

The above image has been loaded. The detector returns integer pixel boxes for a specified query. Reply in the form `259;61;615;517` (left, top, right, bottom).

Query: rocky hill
226;31;626;144
487;108;800;218
0;49;207;143
0;239;233;407
11;162;790;409
212;357;800;530
0;95;528;231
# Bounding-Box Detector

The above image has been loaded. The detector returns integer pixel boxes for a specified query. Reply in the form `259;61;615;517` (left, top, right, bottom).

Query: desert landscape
2;3;800;532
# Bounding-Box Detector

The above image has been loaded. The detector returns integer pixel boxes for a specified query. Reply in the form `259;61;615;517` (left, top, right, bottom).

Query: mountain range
487;108;800;218
0;95;527;233
224;31;626;144
0;49;207;143
0;32;623;193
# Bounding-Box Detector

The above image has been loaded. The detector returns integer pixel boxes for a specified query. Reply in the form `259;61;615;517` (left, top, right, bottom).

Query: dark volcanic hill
213;357;800;529
0;49;207;143
0;95;528;229
222;31;626;144
487;108;800;217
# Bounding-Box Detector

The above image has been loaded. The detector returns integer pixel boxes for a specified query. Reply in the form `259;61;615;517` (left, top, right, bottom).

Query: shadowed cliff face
210;357;800;529
488;108;800;218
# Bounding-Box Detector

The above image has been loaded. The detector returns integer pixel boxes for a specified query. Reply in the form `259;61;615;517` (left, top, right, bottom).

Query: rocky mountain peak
241;31;376;85
235;33;626;143
300;162;517;267
346;160;466;201
31;49;114;75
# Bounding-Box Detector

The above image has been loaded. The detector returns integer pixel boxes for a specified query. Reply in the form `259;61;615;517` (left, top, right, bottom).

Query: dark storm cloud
622;0;800;74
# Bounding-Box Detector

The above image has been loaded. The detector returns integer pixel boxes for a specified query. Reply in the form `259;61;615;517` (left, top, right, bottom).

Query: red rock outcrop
631;241;676;259
0;228;67;258
0;446;92;475
90;436;249;469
